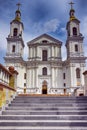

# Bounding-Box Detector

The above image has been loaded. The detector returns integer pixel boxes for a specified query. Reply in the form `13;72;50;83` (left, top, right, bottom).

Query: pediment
27;34;62;46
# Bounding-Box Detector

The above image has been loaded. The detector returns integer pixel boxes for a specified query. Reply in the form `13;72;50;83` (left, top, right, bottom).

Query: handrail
0;82;16;92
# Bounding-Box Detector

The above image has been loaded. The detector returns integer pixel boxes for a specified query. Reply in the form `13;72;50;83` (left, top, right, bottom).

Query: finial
69;1;74;9
16;3;21;10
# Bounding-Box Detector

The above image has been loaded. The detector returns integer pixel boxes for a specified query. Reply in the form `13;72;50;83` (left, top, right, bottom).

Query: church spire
69;1;76;21
15;3;21;22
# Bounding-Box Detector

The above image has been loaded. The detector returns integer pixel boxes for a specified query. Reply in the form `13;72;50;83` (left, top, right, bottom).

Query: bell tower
5;3;25;66
66;2;84;59
65;2;86;90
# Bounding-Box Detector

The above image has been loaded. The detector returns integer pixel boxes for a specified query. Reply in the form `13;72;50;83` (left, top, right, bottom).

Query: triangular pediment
27;34;62;46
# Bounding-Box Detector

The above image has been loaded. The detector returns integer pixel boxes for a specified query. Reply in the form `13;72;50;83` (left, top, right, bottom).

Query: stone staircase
0;95;87;130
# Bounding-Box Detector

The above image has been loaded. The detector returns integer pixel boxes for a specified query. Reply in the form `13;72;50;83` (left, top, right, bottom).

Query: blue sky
0;0;87;65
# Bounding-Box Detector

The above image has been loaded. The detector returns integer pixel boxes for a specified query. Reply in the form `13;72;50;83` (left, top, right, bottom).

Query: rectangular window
12;45;15;52
24;83;26;87
63;73;66;79
42;50;47;61
64;83;66;87
24;73;26;79
75;45;78;52
43;67;47;75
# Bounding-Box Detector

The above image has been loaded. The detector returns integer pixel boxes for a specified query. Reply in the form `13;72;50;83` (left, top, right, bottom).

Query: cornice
66;36;84;46
7;37;25;47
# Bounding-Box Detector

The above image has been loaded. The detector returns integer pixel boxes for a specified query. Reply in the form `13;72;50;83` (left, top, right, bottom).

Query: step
6;106;87;110
11;101;87;104
0;120;87;127
3;109;87;113
1;95;87;130
0;115;87;120
0;126;87;130
9;102;87;105
16;96;87;98
2;111;87;115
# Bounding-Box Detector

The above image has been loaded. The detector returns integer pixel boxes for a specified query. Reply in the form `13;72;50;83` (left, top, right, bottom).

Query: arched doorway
42;80;47;94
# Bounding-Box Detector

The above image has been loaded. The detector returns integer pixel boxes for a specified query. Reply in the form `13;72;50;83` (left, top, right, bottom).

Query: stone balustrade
0;64;18;112
0;82;16;111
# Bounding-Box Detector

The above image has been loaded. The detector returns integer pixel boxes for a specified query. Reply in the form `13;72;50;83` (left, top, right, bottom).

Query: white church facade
4;4;87;95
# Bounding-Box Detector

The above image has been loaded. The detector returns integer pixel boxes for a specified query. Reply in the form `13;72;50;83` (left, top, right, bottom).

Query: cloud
81;16;87;37
62;44;67;61
0;0;87;66
80;16;87;57
0;21;9;51
23;33;36;60
44;19;59;32
32;19;60;34
80;16;87;68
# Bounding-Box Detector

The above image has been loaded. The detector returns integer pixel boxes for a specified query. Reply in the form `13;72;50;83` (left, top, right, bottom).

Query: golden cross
69;2;74;9
16;3;21;10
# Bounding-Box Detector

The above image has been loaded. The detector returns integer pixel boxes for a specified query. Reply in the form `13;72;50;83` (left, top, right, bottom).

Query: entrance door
42;85;47;94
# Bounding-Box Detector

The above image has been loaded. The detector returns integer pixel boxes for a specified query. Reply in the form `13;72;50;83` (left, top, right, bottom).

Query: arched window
73;27;77;36
43;67;47;75
13;28;18;36
12;45;15;52
76;68;80;78
42;50;47;61
75;45;78;52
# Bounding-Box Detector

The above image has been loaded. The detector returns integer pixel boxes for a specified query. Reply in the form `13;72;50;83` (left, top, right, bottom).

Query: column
31;47;33;59
31;69;33;88
28;68;32;88
57;68;62;88
37;46;39;58
54;46;55;57
70;66;74;87
35;46;37;58
32;68;35;88
29;47;31;58
36;68;38;88
52;46;54;57
33;68;36;88
35;68;36;88
52;67;55;88
33;47;35;58
55;68;58;88
56;47;58;58
34;67;38;88
59;47;61;58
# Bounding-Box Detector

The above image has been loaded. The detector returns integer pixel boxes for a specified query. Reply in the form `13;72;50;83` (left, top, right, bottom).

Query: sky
0;0;87;65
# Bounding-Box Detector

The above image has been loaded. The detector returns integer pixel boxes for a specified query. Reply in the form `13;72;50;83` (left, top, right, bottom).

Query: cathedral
4;3;87;95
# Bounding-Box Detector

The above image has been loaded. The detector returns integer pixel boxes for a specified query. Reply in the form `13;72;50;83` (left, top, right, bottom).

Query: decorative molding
7;37;25;47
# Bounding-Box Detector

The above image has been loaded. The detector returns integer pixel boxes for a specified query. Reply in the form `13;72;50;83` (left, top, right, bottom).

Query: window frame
42;50;48;61
73;27;77;36
24;73;26;79
75;44;78;52
12;45;16;52
42;67;47;75
76;68;80;78
63;73;66;79
13;28;18;36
